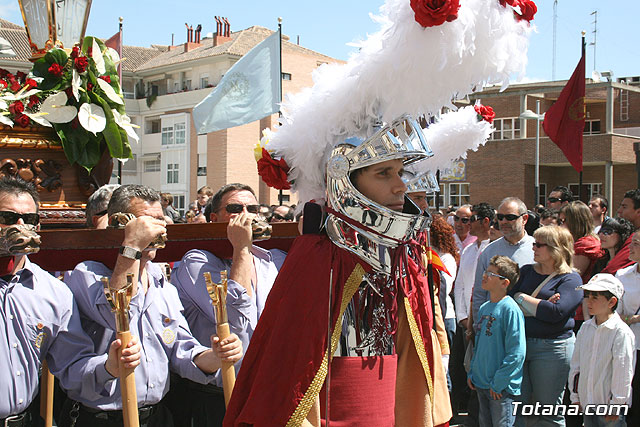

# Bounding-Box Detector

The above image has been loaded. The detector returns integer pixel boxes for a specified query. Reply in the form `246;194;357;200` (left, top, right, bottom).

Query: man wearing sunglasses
547;185;573;211
0;177;142;426
172;183;286;426
453;204;477;253
471;197;534;330
64;185;242;426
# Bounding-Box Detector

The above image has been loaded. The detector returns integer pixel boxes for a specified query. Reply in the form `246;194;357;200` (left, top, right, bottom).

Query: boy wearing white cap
569;274;636;427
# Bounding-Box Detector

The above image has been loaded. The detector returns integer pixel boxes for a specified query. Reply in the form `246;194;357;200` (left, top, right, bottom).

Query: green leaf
89;92;130;160
44;49;69;66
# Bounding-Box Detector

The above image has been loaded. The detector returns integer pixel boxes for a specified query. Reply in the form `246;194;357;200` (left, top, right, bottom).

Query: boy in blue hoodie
468;255;526;427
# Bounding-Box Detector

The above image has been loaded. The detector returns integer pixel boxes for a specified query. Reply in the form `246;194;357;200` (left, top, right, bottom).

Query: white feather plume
267;0;533;205
412;105;494;175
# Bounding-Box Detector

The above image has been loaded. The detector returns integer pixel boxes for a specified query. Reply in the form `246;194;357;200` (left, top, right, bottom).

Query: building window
200;75;209;88
491;118;521;140
184;79;192;91
145;119;161;134
173;195;186;216
426;184;446;210
174;122;186;145
569;183;602;200
282;73;292;81
448;183;470;207
144;159;160;172
584;120;601;135
167;163;179;184
162;126;174;145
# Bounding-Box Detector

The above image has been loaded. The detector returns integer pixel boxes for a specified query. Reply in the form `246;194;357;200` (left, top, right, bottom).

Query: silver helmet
325;115;433;273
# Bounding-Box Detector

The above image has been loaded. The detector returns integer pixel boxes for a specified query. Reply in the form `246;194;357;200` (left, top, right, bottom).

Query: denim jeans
515;334;575;427
477;388;516;427
583;415;626;427
444;317;456;391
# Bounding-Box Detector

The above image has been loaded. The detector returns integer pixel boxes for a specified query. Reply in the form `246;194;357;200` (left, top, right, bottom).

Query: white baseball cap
578;273;624;300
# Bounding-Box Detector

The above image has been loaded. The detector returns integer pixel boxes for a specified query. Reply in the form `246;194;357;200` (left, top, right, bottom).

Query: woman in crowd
429;216;460;390
593;217;634;275
509;226;583;426
616;230;640;425
559;201;602;283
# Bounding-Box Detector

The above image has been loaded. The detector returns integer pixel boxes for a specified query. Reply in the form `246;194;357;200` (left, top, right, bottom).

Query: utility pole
552;0;558;80
590;11;598;72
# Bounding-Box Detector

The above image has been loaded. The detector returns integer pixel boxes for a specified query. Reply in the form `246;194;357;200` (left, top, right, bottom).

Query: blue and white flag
193;31;281;134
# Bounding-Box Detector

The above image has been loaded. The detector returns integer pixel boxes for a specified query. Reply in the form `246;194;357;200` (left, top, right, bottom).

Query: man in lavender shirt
172;183;286;426
0;177;141;426
63;185;242;427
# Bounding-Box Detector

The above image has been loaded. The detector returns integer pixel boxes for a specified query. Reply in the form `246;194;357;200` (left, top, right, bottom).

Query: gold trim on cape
403;296;435;411
286;263;366;427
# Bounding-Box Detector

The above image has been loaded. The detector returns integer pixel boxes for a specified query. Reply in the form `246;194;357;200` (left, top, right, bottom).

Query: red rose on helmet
515;0;537;23
8;101;24;115
15;113;30;128
48;63;63;77
410;0;461;28
74;56;89;73
474;104;495;124
257;148;291;190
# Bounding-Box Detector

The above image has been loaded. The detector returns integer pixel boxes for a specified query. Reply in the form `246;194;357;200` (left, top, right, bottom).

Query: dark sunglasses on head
547;197;562;203
225;204;260;214
0;211;40;226
533;242;548;248
454;215;470;224
497;213;524;221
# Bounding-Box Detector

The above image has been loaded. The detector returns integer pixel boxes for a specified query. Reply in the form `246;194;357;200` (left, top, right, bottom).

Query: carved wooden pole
103;274;139;427
204;271;236;406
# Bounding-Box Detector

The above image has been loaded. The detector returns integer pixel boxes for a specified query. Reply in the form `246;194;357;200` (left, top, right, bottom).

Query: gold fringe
286;263;366;427
403;297;435;411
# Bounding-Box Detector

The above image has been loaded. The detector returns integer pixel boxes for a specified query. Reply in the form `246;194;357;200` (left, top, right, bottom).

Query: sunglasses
533;242;548;248
483;270;507;280
454;215;470;224
224;204;260;214
469;214;486;223
0;211;40;226
497;213;524;221
598;228;614;236
547;197;562;203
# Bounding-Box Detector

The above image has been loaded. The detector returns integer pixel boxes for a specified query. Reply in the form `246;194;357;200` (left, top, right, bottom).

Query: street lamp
519;100;545;206
18;0;93;58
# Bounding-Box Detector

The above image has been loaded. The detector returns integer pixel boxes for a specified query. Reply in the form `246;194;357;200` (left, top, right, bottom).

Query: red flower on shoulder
474;104;495;124
410;0;461;28
257;148;291;190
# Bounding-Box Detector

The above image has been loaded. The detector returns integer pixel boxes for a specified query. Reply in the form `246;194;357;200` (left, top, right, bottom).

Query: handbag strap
530;271;558;298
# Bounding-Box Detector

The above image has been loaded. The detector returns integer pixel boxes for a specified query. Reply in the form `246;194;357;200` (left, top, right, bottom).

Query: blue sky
2;0;638;82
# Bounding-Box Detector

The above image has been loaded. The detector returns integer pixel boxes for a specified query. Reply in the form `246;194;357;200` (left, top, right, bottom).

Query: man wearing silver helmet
226;116;451;426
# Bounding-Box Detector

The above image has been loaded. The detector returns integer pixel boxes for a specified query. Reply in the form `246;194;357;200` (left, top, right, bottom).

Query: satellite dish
592;70;601;83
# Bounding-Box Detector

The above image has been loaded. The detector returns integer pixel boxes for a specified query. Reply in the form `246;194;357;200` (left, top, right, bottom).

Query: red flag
426;247;451;277
542;54;586;172
104;29;122;82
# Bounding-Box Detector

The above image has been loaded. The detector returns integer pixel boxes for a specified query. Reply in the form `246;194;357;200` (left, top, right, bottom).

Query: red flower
515;0;537;23
15;71;26;82
0;69;8;78
27;95;40;109
474;104;495;124
99;75;111;84
8;101;24;115
0;80;7;89
410;0;461;28
15;113;30;128
48;63;63;77
74;56;89;73
64;87;74;99
10;81;20;92
87;82;94;91
257;148;291;190
25;78;38;89
70;46;80;59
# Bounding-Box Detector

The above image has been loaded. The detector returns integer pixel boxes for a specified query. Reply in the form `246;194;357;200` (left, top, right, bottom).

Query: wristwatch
119;246;142;260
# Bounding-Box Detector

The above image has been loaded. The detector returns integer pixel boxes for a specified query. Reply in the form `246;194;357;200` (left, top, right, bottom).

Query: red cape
224;234;436;426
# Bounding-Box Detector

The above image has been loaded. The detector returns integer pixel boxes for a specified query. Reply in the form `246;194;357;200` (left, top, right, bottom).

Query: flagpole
278;17;284;206
118;17;124;185
578;31;585;201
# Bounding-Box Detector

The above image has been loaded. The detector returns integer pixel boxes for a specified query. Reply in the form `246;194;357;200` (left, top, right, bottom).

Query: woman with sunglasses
593;217;635;276
509;226;583;426
616;230;640;425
